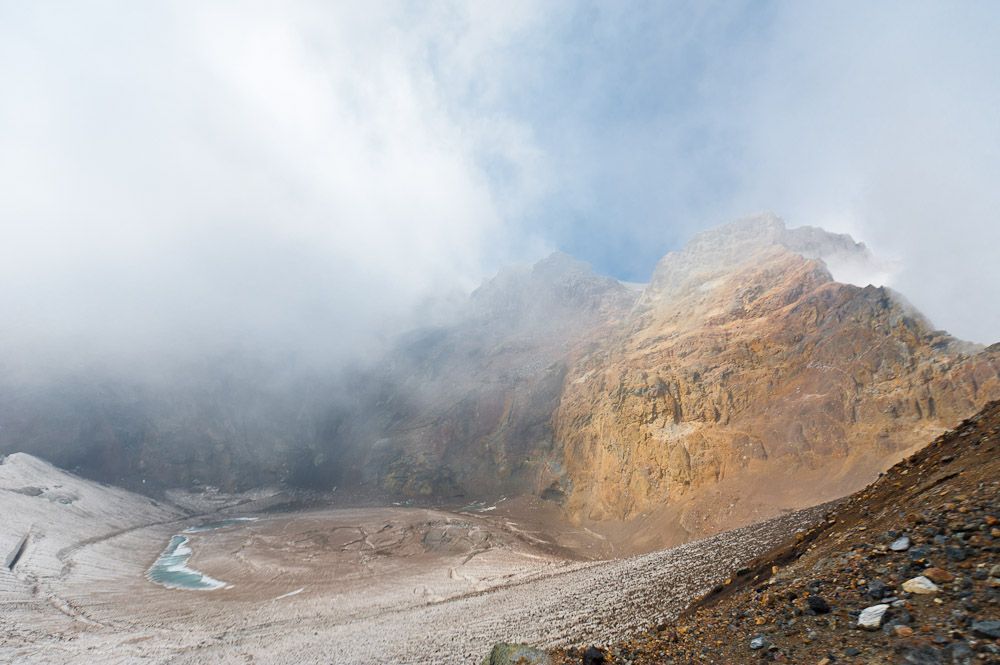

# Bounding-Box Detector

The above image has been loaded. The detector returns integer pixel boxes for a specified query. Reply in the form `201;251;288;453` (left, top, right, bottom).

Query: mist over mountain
3;213;997;549
4;6;1000;662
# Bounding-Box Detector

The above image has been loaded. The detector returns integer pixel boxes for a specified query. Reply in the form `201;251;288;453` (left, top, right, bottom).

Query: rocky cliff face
301;252;639;497
551;214;1000;537
3;213;998;545
301;213;1000;543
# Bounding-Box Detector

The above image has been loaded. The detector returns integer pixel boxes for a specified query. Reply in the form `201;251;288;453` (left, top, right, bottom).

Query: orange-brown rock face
549;214;1000;540
308;213;1000;550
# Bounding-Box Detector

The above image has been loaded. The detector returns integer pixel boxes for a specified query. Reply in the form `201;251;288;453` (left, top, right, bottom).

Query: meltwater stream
146;518;257;591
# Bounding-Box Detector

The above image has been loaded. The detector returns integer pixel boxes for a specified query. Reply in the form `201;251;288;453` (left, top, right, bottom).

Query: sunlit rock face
311;213;1000;539
2;213;999;543
551;213;1000;534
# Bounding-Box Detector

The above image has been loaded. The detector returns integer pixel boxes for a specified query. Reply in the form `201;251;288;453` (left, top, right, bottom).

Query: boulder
902;576;939;594
858;604;890;630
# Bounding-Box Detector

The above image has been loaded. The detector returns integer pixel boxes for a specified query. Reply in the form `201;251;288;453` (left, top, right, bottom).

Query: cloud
0;1;546;367
719;2;1000;343
3;0;998;371
493;1;1000;344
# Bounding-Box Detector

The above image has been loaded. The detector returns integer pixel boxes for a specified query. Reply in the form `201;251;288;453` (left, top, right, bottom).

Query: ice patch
147;517;256;591
458;503;497;513
182;517;257;533
146;535;225;591
273;587;305;600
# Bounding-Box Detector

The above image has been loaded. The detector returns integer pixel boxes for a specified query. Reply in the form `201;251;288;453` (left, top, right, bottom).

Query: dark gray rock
971;620;1000;639
868;580;890;599
582;646;605;665
900;646;946;664
945;546;967;561
948;641;974;665
807;596;831;613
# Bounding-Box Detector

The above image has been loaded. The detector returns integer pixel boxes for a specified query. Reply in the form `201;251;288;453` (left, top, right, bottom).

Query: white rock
890;536;911;551
858;604;890;630
902;576;939;594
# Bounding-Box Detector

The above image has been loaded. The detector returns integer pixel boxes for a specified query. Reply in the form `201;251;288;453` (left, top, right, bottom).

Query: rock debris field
0;452;823;664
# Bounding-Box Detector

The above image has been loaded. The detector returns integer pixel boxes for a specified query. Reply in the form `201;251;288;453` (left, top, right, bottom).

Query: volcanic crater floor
0;467;824;665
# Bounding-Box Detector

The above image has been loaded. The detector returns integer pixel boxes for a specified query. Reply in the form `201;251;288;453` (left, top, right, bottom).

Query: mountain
0;353;339;491
304;251;638;497
551;213;1000;541
2;213;998;548
314;213;1000;547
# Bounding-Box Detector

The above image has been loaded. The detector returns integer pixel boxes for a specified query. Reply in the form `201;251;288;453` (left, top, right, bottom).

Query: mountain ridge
2;212;997;550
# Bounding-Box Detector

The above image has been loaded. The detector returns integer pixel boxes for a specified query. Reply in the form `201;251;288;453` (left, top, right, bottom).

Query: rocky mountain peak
649;212;874;298
468;251;634;334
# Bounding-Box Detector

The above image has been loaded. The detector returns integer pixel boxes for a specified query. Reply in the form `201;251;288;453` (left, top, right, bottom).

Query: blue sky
2;1;999;363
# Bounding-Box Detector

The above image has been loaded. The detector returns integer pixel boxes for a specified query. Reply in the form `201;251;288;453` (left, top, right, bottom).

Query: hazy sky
2;0;999;365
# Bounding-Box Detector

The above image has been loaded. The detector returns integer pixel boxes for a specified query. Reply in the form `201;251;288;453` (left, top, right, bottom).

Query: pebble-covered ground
550;400;1000;665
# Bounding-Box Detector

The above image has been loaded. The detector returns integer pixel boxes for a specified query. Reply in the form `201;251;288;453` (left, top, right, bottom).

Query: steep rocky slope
552;214;1000;540
306;251;638;497
319;213;1000;548
548;399;1000;664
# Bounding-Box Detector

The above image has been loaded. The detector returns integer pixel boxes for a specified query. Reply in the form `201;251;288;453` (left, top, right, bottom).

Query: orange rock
922;568;955;583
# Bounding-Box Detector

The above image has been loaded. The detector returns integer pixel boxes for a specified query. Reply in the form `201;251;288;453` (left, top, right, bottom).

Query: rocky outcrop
551;214;1000;535
308;213;1000;543
548;400;1000;665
